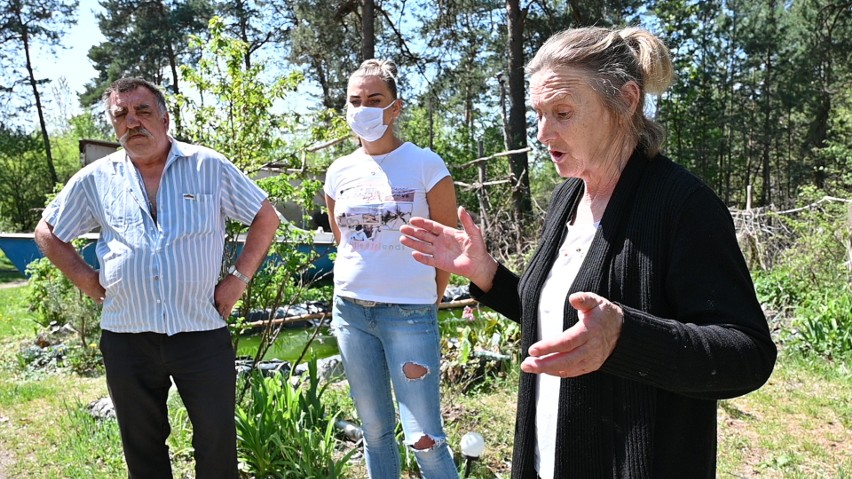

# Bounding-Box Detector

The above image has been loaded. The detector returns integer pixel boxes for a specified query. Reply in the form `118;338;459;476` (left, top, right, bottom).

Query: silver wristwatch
228;265;251;284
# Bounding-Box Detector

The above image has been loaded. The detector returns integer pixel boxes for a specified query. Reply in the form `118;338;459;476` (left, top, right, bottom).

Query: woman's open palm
399;206;497;288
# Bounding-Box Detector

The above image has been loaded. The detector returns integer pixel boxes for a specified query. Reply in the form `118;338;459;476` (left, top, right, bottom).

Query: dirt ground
0;436;11;478
0;278;25;476
0;280;26;290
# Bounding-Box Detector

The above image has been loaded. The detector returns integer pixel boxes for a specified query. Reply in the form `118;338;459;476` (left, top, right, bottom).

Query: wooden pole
242;298;479;329
847;203;852;272
746;184;752;211
477;141;488;233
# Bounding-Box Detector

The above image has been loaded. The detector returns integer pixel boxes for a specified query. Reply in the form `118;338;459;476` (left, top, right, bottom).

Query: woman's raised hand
400;206;498;291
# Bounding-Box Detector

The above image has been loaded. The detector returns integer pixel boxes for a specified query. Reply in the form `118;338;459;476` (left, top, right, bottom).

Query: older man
34;77;279;478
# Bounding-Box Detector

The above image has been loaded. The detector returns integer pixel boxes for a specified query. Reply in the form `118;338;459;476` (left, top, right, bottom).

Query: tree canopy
0;0;850;238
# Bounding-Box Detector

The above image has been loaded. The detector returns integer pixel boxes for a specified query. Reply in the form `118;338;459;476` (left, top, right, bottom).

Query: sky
31;0;104;118
23;0;324;129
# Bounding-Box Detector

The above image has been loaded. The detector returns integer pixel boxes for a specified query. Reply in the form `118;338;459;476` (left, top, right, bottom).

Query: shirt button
154;275;160;280
156;299;162;304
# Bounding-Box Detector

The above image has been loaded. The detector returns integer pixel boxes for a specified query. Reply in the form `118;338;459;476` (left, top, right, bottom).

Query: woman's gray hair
350;59;399;99
526;27;674;156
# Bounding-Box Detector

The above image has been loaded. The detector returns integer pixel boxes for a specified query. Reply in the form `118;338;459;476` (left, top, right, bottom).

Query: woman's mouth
549;149;566;162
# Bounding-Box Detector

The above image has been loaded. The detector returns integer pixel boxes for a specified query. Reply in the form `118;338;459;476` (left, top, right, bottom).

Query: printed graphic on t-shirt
336;185;414;251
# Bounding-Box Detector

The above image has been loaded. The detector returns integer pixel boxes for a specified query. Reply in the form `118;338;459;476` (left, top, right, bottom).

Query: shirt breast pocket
180;193;218;235
104;188;144;232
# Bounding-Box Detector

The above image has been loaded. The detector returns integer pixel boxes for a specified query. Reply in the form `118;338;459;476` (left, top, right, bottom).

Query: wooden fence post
847;203;852;272
477;141;488;233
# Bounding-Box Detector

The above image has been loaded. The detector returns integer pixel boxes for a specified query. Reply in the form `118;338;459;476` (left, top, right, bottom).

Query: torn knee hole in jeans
411;434;440;451
402;361;429;380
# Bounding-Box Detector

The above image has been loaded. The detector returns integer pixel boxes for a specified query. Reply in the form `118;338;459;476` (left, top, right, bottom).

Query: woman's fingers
399;227;435;254
521;291;624;378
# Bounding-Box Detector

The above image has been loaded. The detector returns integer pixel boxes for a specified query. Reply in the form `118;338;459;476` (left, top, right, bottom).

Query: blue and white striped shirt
42;139;267;335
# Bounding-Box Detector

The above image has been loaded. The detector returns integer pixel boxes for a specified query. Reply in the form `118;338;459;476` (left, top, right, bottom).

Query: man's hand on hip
214;276;248;319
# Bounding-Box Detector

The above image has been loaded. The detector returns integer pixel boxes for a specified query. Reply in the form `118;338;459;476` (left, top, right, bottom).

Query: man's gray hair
102;78;168;120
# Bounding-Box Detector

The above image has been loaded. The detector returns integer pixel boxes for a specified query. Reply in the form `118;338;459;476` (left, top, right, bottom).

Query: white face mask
346;101;396;142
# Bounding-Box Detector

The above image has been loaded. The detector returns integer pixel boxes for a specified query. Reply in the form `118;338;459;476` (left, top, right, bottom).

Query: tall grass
235;359;357;478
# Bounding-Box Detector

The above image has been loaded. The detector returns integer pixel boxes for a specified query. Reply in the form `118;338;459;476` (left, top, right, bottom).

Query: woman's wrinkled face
530;68;616;179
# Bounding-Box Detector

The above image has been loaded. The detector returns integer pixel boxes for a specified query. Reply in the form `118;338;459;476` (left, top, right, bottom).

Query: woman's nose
537;116;554;144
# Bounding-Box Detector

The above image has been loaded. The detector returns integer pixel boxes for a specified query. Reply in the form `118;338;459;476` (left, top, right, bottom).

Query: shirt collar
109;136;185;167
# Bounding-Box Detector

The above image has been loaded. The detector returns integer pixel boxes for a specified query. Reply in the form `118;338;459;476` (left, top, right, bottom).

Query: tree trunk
236;0;252;70
506;0;530;224
807;7;836;190
166;41;183;138
20;21;58;185
760;47;772;206
361;0;375;61
155;0;183;138
498;72;510;149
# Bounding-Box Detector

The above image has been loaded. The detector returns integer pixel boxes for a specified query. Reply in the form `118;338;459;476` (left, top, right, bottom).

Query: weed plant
440;306;520;392
60;400;126;477
235;358;356;478
1;280;850;477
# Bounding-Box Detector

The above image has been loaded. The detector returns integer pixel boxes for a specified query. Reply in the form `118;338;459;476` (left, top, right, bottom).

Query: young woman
324;59;459;479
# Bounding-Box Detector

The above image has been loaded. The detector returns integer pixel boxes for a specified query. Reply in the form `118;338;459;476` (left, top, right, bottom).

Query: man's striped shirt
43;139;267;335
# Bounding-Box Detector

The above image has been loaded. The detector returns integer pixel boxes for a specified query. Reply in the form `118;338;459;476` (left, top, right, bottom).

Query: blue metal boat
0;232;100;275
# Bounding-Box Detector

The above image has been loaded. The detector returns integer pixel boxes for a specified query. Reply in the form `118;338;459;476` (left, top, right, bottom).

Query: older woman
400;27;776;478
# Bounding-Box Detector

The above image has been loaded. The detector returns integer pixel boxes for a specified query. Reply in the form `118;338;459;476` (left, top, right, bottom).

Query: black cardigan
472;150;777;478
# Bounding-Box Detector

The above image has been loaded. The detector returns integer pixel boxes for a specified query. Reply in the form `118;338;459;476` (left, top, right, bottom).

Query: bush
25;255;102;371
751;190;852;359
790;287;852;360
440;306;520;392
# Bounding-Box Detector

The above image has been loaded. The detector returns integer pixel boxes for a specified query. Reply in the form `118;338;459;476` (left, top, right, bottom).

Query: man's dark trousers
100;327;238;479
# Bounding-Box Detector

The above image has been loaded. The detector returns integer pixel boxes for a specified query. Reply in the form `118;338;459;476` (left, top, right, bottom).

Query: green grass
0;250;26;283
0;284;194;478
717;350;852;478
0;270;25;283
0;286;36;339
440;370;519;478
321;369;519;479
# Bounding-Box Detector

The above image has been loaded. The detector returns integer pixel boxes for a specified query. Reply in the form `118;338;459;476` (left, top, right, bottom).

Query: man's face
108;86;170;159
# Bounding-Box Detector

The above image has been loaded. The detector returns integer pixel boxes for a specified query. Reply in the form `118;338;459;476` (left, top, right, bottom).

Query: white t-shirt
324;142;450;304
534;220;600;479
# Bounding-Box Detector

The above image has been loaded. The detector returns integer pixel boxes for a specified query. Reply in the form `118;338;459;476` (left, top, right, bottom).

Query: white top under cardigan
535;220;600;479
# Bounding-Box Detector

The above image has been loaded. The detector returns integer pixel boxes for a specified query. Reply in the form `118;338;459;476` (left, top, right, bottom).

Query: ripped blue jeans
332;296;458;479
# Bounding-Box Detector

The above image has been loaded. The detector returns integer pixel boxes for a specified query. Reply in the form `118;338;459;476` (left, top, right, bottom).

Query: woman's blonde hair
526;27;674;156
350;59;399;99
